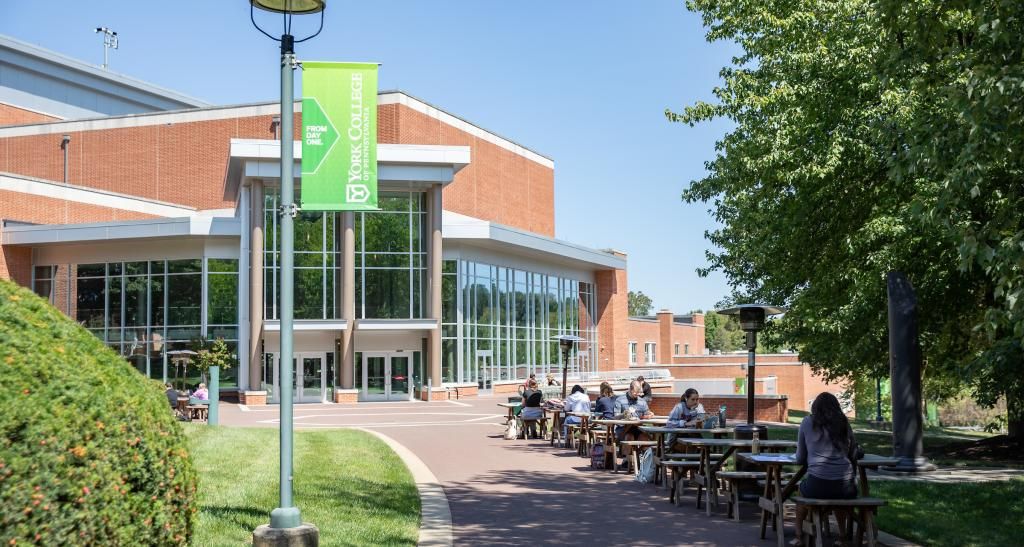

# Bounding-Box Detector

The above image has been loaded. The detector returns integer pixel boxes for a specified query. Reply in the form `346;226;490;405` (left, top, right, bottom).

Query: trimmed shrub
0;280;196;544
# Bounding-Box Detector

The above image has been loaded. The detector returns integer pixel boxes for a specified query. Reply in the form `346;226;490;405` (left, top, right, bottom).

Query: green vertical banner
301;62;378;211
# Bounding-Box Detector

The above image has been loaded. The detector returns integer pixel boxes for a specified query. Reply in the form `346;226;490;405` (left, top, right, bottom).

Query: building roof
0;34;210;119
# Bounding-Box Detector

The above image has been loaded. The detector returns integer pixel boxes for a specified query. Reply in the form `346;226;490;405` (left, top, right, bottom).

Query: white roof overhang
225;139;470;198
442;211;626;271
1;215;239;246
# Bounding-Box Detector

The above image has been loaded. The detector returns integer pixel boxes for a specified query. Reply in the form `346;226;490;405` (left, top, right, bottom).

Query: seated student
192;383;210;402
165;383;179;409
613;380;653;468
594;382;616;419
793;392;859;546
520;379;545;438
637;375;653;402
561;385;591;438
666;388;705;449
546;373;561;387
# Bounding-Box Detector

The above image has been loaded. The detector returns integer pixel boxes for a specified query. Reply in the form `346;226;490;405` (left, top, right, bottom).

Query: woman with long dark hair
793;392;859;545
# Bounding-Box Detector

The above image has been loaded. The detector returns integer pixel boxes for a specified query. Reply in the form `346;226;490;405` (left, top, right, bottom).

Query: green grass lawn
872;478;1024;547
185;426;419;546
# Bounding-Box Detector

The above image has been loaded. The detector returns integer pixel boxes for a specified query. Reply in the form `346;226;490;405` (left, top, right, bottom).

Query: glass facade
264;190;426;320
33;258;239;388
442;259;597;388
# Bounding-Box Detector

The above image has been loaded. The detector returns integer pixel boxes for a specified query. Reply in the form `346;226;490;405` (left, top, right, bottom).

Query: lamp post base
253;523;319;547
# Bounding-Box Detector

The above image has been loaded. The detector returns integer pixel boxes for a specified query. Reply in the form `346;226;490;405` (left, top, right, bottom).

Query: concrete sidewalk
221;396;901;546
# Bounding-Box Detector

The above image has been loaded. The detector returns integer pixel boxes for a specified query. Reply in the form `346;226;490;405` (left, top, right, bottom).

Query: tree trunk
1008;389;1023;438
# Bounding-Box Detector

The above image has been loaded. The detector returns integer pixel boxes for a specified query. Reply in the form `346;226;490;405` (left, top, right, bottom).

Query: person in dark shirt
594;382;616;419
520;379;544;438
637;375;653;402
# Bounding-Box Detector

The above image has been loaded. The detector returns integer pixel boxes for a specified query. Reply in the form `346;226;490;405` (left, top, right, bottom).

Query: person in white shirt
561;384;591;439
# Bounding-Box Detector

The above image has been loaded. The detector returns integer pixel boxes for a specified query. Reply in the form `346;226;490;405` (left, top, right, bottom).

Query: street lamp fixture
715;304;785;439
553;334;583;400
250;0;326;542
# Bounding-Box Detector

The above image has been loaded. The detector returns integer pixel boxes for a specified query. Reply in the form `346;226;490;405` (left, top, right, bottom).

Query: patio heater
715;304;785;440
554;334;583;399
249;0;325;543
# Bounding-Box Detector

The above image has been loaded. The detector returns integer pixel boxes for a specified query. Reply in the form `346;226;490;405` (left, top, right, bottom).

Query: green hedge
0;280;196;544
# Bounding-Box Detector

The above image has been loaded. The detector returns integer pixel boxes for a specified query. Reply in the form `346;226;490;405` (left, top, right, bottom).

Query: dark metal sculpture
885;271;936;472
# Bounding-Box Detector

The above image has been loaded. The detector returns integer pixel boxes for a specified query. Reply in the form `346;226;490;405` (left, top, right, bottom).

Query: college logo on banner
301;62;378;211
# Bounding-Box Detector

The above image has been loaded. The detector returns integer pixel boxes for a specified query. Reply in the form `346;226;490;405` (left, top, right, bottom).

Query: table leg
859;465;870;496
773;464;785;547
759;464;772;539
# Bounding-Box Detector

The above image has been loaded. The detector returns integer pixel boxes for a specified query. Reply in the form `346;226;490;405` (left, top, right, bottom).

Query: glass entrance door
270;352;328;403
361;352;415;401
476;350;493;390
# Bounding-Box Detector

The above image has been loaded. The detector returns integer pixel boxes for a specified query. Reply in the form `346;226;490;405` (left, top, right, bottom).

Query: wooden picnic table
736;452;899;547
591;417;667;472
544;407;563;446
639;426;735;486
678;438;797;517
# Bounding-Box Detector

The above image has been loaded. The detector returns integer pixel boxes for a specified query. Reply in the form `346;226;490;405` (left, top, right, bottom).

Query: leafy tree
671;0;1023;435
191;337;236;385
700;310;745;353
628;291;653;317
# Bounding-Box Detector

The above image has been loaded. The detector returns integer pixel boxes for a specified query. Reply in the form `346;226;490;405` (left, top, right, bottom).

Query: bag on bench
590;442;607;469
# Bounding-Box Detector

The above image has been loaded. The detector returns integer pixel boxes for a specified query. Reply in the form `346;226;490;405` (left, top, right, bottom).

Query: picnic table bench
737;452;899;547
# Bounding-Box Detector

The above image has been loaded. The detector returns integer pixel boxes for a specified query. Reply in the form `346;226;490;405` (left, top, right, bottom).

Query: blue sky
1;0;739;314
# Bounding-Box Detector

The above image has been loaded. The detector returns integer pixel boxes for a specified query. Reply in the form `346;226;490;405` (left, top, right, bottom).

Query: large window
263;190;425;320
645;342;656;364
443;259;598;386
43;258;241;388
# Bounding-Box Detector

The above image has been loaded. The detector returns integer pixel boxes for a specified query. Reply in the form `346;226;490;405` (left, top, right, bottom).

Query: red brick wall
383;103;555;236
0;103;60;126
623;316;705;365
665;354;847;412
0;101;555;235
0;192;158;286
648;393;788;423
595;261;628;372
0;115;281;209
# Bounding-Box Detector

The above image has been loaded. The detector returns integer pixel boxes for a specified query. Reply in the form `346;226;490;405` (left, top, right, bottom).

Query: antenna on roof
94;27;118;69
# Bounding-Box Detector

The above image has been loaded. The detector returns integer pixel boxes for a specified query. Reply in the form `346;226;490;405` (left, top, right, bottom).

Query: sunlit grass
873;478;1024;547
185;425;419;546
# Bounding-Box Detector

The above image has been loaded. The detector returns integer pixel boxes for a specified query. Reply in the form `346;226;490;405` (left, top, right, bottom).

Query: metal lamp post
250;0;325;542
554;335;583;400
716;304;785;440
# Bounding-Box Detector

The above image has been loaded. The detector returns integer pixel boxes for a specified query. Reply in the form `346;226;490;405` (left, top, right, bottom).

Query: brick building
0;34;842;410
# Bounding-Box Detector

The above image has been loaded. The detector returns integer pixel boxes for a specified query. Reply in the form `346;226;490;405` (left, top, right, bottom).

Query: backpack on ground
590;442;606;469
635;447;655;483
504;418;520;440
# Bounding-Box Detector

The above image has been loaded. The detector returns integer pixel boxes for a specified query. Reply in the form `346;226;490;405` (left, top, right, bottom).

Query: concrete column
340;211;356;389
429;187;443;388
248;180;265;390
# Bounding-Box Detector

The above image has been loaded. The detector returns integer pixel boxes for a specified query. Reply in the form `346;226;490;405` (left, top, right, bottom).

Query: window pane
295;269;324;319
207;273;238;325
125;261;147;276
167;259;201;274
166;274;201;325
208;258;238;273
124;276;148;327
151;273;165;326
76;277;105;328
363;269;409;319
77;263;105;277
107;275;122;341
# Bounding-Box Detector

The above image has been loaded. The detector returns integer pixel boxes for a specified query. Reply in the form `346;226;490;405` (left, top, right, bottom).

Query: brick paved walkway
220;395;915;546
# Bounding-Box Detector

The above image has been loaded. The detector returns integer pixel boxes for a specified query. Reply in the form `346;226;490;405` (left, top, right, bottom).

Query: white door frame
361;351;415;401
270;351;328;403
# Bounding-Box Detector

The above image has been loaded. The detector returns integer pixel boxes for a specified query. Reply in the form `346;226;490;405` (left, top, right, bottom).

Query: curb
357;428;453;547
879;529;920;547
